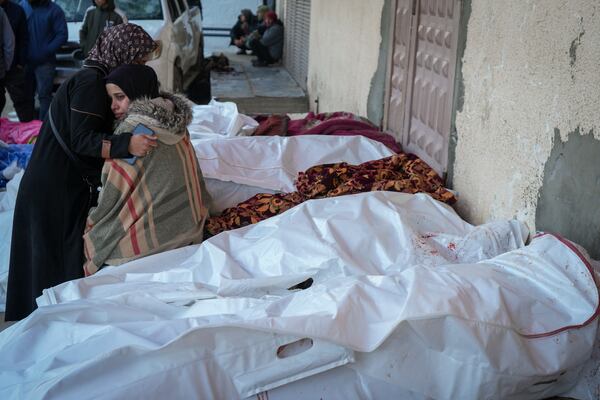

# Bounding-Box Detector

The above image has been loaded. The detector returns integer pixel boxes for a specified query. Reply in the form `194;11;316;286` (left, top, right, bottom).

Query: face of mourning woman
106;83;130;120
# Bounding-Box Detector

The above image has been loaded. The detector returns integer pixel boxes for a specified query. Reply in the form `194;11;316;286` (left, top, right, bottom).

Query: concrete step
215;95;308;115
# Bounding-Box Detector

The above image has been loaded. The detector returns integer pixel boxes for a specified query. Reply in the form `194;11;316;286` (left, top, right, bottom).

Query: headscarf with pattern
86;23;158;72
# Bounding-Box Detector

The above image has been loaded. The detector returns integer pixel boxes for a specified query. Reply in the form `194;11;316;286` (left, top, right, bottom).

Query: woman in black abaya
5;24;159;320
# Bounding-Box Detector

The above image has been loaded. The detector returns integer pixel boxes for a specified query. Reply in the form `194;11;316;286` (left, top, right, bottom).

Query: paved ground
206;46;309;115
0;313;15;332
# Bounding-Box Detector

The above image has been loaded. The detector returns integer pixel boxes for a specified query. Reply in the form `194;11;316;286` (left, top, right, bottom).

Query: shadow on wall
536;129;600;259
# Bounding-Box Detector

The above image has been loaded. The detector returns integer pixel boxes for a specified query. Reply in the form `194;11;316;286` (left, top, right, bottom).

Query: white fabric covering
188;99;258;138
0;192;596;399
192;135;395;192
0;171;22;311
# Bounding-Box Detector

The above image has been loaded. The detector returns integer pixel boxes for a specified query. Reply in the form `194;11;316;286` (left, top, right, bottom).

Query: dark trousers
25;62;56;122
0;67;35;122
249;41;276;64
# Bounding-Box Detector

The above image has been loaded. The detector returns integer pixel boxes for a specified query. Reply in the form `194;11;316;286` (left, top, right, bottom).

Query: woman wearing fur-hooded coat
83;66;209;275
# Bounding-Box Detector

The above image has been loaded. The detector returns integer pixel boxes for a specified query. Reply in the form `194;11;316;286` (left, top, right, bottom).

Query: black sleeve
68;76;132;159
230;20;243;41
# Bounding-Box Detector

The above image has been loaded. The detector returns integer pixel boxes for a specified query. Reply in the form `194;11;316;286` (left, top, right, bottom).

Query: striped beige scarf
83;93;208;275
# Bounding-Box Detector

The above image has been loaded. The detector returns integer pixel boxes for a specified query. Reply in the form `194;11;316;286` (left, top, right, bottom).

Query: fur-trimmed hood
115;92;193;145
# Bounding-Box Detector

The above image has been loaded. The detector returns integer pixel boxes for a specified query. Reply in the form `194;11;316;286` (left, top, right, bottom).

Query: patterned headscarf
86;23;158;72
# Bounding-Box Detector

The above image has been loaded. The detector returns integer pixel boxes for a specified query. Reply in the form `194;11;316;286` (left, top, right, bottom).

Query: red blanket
252;112;403;153
287;112;402;153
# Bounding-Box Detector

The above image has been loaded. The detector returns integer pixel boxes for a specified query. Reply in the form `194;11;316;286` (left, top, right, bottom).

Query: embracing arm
68;77;132;159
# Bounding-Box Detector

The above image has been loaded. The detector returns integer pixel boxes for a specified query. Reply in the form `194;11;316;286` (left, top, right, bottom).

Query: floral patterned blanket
205;153;456;237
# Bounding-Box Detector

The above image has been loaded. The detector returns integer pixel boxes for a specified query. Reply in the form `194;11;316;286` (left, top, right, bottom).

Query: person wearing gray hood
79;0;123;57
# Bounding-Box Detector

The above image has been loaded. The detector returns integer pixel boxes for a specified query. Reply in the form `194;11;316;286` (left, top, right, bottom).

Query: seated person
245;5;270;49
248;11;284;67
255;4;269;29
82;64;209;275
229;9;257;55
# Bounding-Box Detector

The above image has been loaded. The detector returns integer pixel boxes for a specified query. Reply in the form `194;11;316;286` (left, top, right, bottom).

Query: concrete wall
306;0;386;121
452;0;600;254
202;0;263;29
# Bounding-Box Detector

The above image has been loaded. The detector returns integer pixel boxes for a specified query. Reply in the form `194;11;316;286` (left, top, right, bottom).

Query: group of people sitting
5;24;209;321
230;5;284;67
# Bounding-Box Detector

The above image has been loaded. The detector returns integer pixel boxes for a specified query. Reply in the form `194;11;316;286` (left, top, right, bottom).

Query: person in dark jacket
229;9;257;55
0;0;30;121
5;23;159;321
19;0;67;121
249;11;283;67
0;5;14;80
80;0;124;58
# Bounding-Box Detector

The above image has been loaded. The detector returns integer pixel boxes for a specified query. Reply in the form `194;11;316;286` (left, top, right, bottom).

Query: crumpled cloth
205;153;456;236
0;118;42;144
287;111;402;153
0;143;33;188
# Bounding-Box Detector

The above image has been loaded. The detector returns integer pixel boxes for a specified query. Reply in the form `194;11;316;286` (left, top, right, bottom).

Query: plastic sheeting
0;118;42;144
0;143;32;188
0;135;395;308
0;171;22;312
0;192;596;399
188;99;258;138
192;134;395;192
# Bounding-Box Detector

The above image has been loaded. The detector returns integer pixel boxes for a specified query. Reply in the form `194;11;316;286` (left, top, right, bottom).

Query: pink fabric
287;112;402;153
0;118;42;144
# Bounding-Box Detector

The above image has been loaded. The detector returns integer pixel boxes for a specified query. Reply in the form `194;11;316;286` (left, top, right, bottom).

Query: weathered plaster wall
307;0;385;119
453;1;600;242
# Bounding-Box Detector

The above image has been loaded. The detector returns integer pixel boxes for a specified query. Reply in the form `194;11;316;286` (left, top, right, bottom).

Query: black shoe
252;59;268;67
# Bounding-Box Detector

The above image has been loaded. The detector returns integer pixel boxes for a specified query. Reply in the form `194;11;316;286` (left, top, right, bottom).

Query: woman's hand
128;134;158;157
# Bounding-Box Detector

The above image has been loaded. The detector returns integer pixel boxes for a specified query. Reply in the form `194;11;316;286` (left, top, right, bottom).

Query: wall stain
536;127;600;259
569;17;585;69
367;0;392;126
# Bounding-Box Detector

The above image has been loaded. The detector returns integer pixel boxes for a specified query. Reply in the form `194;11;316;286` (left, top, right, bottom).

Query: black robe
5;64;132;321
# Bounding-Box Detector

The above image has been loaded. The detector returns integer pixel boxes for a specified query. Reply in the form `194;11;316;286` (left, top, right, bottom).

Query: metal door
385;0;417;144
386;0;461;176
283;0;311;90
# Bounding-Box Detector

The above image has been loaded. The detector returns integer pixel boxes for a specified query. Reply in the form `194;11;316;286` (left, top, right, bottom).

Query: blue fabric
19;0;67;66
0;143;33;188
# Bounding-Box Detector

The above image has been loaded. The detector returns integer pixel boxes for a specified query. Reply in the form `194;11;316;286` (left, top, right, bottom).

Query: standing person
0;0;30;121
249;11;283;67
19;0;67;121
0;6;14;78
5;23;159;321
79;0;123;58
